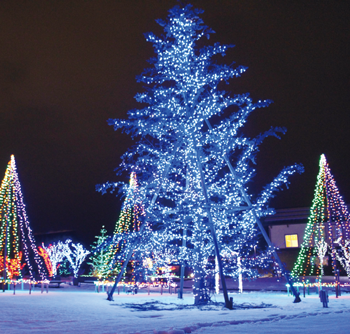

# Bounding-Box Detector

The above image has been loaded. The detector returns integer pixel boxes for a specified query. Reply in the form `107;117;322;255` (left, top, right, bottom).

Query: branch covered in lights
335;237;350;277
38;246;54;277
315;239;328;276
40;242;68;277
62;240;90;278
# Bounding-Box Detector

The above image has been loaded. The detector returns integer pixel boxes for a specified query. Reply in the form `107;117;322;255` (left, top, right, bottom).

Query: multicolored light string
37;246;54;277
0;155;47;281
292;154;350;280
98;172;144;281
40;241;68;277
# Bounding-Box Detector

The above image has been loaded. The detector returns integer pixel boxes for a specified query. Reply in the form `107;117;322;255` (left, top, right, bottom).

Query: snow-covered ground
1;281;350;334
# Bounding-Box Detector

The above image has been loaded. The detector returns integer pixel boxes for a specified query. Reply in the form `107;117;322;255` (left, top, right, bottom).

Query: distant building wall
268;223;307;249
34;230;79;246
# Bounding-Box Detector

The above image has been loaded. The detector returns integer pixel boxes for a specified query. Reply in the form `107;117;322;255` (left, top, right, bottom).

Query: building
263;207;310;271
264;207;309;249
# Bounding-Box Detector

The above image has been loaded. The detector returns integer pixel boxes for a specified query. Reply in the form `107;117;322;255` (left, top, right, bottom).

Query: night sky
0;0;349;246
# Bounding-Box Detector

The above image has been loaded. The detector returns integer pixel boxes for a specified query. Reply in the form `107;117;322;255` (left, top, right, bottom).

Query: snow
1;280;350;334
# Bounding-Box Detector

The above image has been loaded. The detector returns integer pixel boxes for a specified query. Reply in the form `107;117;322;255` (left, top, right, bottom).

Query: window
285;234;298;248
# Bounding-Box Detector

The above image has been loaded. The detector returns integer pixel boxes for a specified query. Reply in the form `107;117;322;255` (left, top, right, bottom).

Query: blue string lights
98;4;303;305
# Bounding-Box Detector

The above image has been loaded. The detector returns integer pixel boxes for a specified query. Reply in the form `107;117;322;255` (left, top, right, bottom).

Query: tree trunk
193;252;210;305
193;266;208;305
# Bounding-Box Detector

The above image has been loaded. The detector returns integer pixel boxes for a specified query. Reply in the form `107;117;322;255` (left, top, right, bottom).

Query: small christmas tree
0;155;47;281
102;172;144;281
88;226;110;279
57;259;71;276
292;154;350;279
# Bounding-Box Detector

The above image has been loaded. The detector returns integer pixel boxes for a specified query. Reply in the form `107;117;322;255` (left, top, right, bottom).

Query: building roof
264;207;310;225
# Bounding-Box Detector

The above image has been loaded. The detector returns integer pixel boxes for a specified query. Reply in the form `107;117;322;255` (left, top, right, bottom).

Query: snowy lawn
1;284;350;334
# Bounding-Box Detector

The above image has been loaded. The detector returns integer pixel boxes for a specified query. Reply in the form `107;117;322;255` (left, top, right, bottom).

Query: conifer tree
88;226;110;278
99;4;303;305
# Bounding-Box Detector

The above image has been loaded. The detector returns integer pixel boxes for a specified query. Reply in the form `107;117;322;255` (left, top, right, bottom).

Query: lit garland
292;154;350;280
97;4;302;305
93;280;177;290
0;155;47;281
0;277;50;285
286;281;350;289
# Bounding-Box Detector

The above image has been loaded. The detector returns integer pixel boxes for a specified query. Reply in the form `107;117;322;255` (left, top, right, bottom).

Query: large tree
99;3;303;305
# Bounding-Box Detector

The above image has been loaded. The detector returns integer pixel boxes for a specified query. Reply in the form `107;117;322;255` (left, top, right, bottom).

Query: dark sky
0;0;349;246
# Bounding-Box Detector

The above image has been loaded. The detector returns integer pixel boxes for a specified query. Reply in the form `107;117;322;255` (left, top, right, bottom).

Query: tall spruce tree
99;4;303;305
